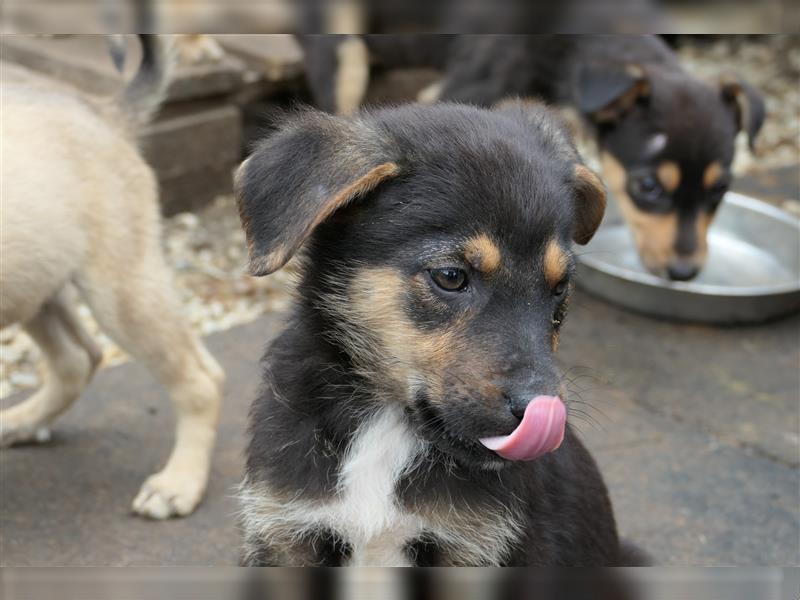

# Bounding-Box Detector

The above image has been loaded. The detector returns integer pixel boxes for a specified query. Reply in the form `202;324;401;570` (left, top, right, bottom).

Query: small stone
173;213;200;229
781;199;800;217
10;372;39;388
1;345;25;364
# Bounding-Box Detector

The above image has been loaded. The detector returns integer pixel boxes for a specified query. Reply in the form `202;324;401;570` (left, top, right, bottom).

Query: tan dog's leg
335;36;370;115
76;250;224;519
0;290;100;447
174;34;225;65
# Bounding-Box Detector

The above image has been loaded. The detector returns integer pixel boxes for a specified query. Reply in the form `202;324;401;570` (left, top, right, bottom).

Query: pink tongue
479;396;567;461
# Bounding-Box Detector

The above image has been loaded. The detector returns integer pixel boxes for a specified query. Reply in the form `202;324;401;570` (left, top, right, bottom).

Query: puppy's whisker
567;409;605;432
567;400;611;425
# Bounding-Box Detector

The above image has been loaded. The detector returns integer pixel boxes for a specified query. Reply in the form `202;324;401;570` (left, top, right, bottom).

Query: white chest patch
334;405;426;565
243;406;426;566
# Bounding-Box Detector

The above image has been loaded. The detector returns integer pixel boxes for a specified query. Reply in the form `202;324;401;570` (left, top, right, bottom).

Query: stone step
142;103;242;215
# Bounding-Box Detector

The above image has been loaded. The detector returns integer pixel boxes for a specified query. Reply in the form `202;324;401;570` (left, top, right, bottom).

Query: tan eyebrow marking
543;240;569;287
464;234;501;273
703;161;724;189
657;160;681;193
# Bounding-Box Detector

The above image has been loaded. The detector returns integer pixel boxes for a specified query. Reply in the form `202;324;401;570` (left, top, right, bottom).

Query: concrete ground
1;291;798;566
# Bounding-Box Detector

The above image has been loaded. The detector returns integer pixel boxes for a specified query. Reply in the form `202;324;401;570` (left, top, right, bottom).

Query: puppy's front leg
242;529;349;567
76;242;224;519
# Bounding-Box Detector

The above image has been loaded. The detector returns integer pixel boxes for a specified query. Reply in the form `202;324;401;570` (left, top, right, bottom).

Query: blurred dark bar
0;0;794;34
0;568;790;600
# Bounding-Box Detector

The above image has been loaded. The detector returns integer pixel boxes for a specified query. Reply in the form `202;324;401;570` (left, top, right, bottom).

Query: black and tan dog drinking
301;34;765;281
235;101;644;566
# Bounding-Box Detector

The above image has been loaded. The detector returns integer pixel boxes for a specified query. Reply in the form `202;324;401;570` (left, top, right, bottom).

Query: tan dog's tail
117;34;174;128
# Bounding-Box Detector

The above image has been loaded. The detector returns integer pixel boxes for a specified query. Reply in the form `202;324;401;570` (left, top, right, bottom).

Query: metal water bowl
577;193;800;323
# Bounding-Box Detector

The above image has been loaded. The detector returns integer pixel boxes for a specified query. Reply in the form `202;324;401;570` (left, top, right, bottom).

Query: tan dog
0;36;224;519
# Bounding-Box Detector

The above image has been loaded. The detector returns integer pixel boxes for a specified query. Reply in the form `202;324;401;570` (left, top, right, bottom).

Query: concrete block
142;104;242;215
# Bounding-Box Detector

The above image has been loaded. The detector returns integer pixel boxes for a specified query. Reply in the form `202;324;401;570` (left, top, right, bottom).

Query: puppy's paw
132;470;207;520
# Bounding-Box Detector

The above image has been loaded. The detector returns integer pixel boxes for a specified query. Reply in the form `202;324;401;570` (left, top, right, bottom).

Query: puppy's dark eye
553;280;568;297
638;175;659;193
429;268;468;292
709;181;728;201
629;174;664;205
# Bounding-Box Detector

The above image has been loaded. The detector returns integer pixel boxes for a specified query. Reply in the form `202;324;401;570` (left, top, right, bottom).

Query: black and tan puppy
235;101;638;566
301;35;765;280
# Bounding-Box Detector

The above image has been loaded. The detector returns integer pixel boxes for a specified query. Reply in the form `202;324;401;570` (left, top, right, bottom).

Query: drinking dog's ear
576;63;650;123
235;111;400;276
720;75;766;152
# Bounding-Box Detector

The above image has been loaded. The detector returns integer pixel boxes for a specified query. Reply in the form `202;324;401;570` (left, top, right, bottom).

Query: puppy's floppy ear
720;75;766;152
572;164;606;245
235;111;400;276
576;64;650;123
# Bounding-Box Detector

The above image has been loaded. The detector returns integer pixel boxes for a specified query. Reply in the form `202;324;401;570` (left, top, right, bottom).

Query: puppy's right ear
572;164;607;245
576;64;650;123
235;112;399;276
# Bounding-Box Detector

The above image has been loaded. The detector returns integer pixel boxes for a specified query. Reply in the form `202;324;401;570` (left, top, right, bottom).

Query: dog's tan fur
464;234;502;274
602;152;681;275
657;160;681;193
0;59;224;519
703;161;724;189
543;240;569;288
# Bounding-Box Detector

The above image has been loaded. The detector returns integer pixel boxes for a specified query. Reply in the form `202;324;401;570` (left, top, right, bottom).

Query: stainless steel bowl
577;192;800;323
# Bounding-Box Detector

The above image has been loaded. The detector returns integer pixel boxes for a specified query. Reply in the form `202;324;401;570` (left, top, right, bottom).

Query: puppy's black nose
510;401;527;422
667;262;699;281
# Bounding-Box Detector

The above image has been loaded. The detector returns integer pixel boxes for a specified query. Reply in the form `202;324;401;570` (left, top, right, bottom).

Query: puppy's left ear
572;164;607;245
720;75;766;152
235;111;400;276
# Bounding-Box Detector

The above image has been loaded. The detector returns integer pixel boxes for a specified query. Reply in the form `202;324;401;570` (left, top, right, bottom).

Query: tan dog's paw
132;469;207;519
0;418;52;447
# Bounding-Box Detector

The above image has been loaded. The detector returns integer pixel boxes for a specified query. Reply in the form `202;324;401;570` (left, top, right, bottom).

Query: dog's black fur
300;34;766;280
235;102;642;566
